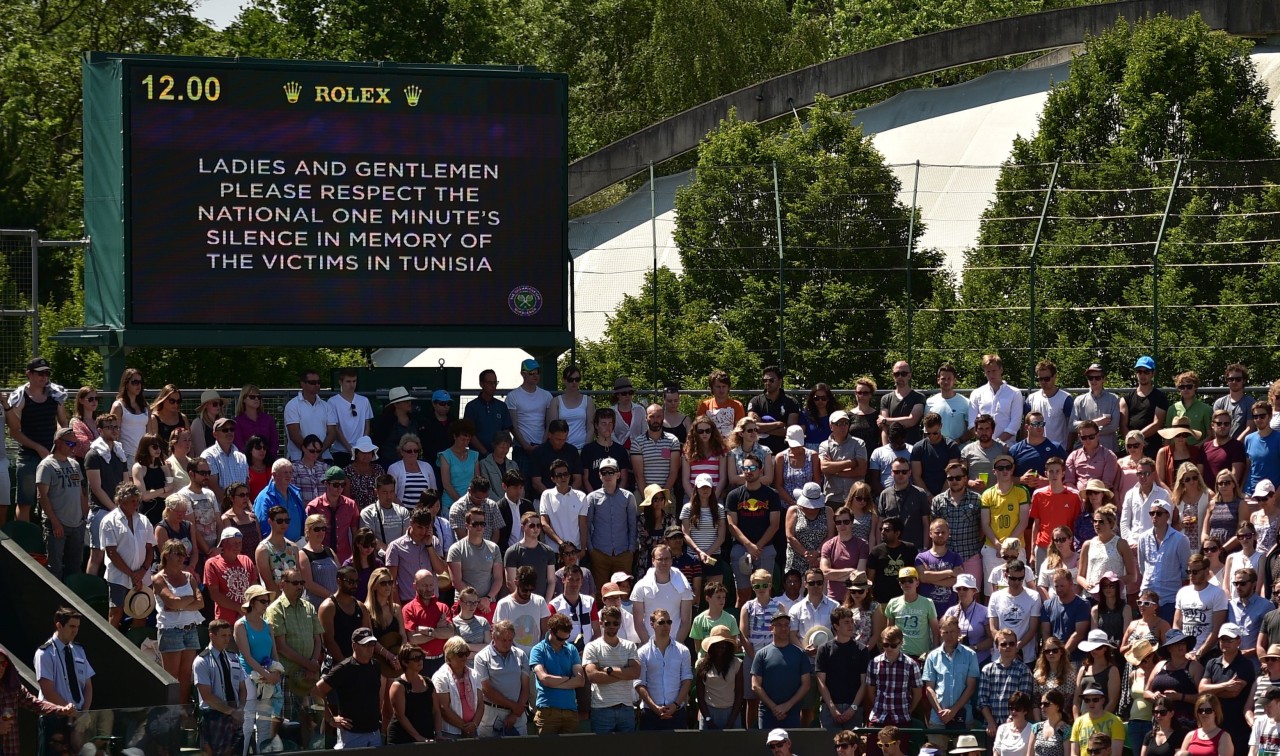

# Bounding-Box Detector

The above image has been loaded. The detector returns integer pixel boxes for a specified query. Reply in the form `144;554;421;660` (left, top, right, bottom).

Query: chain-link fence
0;230;39;385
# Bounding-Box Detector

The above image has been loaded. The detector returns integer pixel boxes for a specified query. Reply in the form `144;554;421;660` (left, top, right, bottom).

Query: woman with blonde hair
233;383;279;458
152;538;204;707
1077;503;1136;596
1032;635;1076;720
1037;525;1079;600
843;481;875;542
683;415;728;501
1118;429;1148;498
727;415;773;487
298;513;338;607
775;424;822;508
1075;479;1114;547
432;636;482;739
189;390;225;455
146;384;189;456
69;386;101;459
365;565;404;732
1200;467;1245;551
1121;589;1171;656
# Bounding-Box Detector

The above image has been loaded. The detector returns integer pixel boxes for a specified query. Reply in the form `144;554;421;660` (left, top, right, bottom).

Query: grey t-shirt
447;538;502;596
960;440;1008;480
472;643;529;704
37;456;84;526
818;435;869;505
503;541;557;597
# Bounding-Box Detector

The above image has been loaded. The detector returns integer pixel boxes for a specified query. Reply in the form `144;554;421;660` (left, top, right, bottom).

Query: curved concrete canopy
567;0;1280;203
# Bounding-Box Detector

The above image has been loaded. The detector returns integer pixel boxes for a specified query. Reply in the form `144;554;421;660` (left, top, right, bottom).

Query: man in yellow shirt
979;454;1028;596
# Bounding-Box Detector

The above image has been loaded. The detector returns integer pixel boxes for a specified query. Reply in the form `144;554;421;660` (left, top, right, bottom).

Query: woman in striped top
683;414;727;502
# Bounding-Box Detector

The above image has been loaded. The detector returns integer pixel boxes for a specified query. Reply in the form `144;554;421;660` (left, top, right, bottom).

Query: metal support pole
650;162;659;391
905;161;920;364
568;252;576;368
1028;159;1060;385
773;161;785;370
1151;158;1183;370
29;232;39;356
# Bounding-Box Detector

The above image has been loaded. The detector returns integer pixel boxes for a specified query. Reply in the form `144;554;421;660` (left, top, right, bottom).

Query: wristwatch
604;666;614;676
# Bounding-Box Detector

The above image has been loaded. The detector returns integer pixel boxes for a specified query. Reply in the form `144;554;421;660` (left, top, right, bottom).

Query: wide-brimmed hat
846;571;869;588
1160;628;1195;652
1082;478;1115;503
701;625;738;653
1089;570;1122;596
613;376;634;391
1261;643;1280;661
1125;638;1157;666
1079;628;1115;652
785;425;805;448
1158;416;1202;441
386;386;413;406
241;585;270;610
794;482;824;509
954;573;978;590
351;436;378;454
123;586;156;619
601;582;628;598
640;484;671;508
804;624;832;647
950;735;983;754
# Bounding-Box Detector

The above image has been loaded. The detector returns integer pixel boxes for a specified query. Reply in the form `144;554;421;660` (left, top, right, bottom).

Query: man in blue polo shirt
529;612;584;734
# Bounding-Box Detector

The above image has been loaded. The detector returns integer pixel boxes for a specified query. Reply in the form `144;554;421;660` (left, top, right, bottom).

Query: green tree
938;13;1280;386
672;95;945;388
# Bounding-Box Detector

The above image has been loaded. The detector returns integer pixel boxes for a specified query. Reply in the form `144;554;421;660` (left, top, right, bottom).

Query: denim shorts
158;625;201;653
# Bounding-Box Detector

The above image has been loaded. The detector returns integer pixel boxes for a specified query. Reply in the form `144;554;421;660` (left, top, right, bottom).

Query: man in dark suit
494;469;535;549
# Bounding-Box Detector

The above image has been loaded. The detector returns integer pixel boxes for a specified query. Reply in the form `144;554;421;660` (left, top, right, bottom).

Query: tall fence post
1028;159;1060;385
1151;158;1182;372
650;162;659;391
905;161;920;365
29;232;39;357
773;161;785;371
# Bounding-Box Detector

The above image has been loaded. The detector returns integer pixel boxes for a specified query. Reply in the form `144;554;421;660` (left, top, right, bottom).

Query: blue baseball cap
521;358;540;372
1134;356;1156;371
431;389;452;403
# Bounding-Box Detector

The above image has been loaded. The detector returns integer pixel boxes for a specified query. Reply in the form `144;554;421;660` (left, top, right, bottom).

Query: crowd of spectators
13;354;1280;756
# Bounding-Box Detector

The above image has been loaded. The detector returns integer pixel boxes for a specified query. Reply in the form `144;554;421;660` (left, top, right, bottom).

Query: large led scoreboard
81;53;569;348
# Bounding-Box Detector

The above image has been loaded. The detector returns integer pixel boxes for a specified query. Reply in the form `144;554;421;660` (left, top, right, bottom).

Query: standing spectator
447;506;504;617
430;636;482;740
878;361;926;445
1065;420;1123;493
1253;686;1280;756
583;605;641;733
867;517;916;605
192;618;247;756
371;387;422;469
267;568;323;740
943;574;991;665
911;413;960;498
1073;364;1121;452
539;458;588;549
981;454;1029;594
84;414;126;578
916;517;963;615
988;559;1041;665
993;691;1035;756
749;365;801;456
1009;411;1068;483
820;506;869;603
1027;359;1076;448
820;410;869;509
464;369;512;458
530;612;585;734
402;569;455;679
1204;409;1248;491
969;354;1023;443
751;607;811;729
235;585;284;753
979;627;1034;739
1030;458;1082;566
437;418;481;509
152;539;204;706
473;619;531;738
931;460;983;591
1121;455;1170;541
585;457;638;591
506;511;556;601
1138;500;1192;623
550;564;598;647
201;417;248;503
253;458;306;542
696;625;743;729
928;364;970;443
493;566;551;656
922;613;979;744
631;544;695;643
233;384;278;459
34;608;92;754
1073;629;1122;716
884;566;938;662
313;628;385;748
101;483;155;628
1070;692;1125;756
306;467;359;566
878;456;930;552
342;437;384;510
9;357;69;523
387;434;439;511
632;403;682;494
726;455;783;604
1199;623;1255;756
582;410;632;492
1042;568;1091;661
507;359;553;482
284;369;336;462
530;421;584;495
786;482;832;575
256;505;300;596
864;625;920;730
1078;503;1136;597
360;474;411;553
298;513;339;608
1122;355;1169;461
1177;552;1230;662
385;508;446;604
1175;694;1229;756
38;426;87;581
815;606;868;732
386;644;436;744
791;567;840;672
327;368;373;469
697;369;746;439
492;470;533;551
690;582;740;658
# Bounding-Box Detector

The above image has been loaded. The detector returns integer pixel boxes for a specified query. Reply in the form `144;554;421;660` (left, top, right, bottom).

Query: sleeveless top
663;416;688;447
260;538;299;587
152;415;186;453
1079;664;1117;710
387;676;436;744
438;447;478;509
1031;720;1072;756
557;395;589;449
302;546;338;607
116;402;150;463
1206;498;1242;545
140;465;169;523
1085;534;1124;585
237;616;274;673
225;512;261;558
371;608;401;638
1130;668;1154;722
18;389;60;457
729;444;769;478
329;599;366;660
401;469;431;511
1096;603;1126;644
850;511;874;543
788;507;830;572
780;451;815;498
849;601;881;648
160;519;194;558
847;409;880;455
1144;728;1189;756
156;572;204;629
1149;661;1197;724
1186;729;1227;756
1074;510;1098;549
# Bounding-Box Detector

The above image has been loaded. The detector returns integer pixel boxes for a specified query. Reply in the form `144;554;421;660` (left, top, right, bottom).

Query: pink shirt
820;534;869;602
1064;445;1122;492
202;553;259;622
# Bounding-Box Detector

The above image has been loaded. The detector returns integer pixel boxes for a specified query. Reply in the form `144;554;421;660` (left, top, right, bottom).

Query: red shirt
202;553;259;622
306;494;360;564
1028;485;1082;547
402;596;452;656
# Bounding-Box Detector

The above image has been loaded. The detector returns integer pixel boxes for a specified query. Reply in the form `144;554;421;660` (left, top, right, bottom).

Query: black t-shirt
321;657;383;733
1124;387;1170;457
85;448;127;509
748;393;801;455
579;441;632;490
503;541;557;596
880;390;927;444
1204;653;1256;739
815;638;869;704
726;483;782;545
866;540;917;604
530;442;583;491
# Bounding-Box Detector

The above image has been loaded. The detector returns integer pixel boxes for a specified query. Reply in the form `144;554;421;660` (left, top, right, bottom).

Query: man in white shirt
789;568;839;658
634;607;693;731
1120;456;1170;540
493;566;551;656
1026;359;1075;449
1177;552;1229;662
326;368;373;468
631;544;694;643
539;459;588;550
601;582;642;644
284;369;337;461
968;354;1022;443
200;418;248;502
100;483;156;629
986;559;1041;664
506;359;553;483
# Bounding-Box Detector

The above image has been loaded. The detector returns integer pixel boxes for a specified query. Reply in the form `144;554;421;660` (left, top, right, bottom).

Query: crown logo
404;85;422;107
283;81;302;104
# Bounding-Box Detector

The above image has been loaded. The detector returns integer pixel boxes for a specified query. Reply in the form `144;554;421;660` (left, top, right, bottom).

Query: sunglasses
1078;434;1097;441
246;395;261;400
311;526;328;532
1138;600;1157;607
834;519;852;525
654;620;672;626
806;580;824;586
751;582;770;590
274;518;290;524
946;475;965;482
1126;442;1143;448
998;641;1017;648
1198;708;1215;715
883;642;901;648
993;464;1013;472
1053;536;1070;543
697;428;713;435
286;579;305;586
1083;697;1104;704
1044;648;1061;655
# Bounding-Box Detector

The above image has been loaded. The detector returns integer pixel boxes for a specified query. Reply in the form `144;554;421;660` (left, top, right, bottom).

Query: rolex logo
404;85;422;107
283;81;302;104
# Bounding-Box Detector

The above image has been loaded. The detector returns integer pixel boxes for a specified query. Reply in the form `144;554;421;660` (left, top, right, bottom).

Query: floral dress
343;463;386;509
635;510;675;573
787;508;829;572
849;601;881;648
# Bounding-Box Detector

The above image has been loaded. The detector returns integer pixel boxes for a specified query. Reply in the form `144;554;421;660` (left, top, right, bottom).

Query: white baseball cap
766;729;789;744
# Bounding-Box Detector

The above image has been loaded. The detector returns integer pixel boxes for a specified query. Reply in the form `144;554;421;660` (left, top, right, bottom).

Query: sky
194;0;245;28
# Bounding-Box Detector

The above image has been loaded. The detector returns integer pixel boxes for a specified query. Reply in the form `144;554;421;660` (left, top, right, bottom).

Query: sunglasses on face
883;641;901;648
697;428;713;435
311;526;328;532
834;519;852;525
946;475;965;482
751;582;770;590
1126;442;1143;448
1044;648;1061;655
1053;536;1070;543
994;465;1013;472
1198;708;1215;715
1078;434;1097;441
1083;697;1104;704
654;620;672;626
1138;600;1157;607
1153;709;1170;716
998;641;1016;648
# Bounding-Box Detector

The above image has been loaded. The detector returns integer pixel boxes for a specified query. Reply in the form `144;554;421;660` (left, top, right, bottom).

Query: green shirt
884;594;937;659
1169;399;1212;445
264;594;323;675
689;609;740;659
